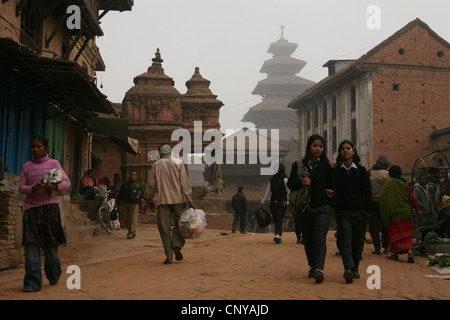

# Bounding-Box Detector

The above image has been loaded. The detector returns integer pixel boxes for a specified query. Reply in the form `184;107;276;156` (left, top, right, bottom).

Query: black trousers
336;209;368;271
368;201;389;251
294;213;303;240
301;205;333;270
270;201;287;236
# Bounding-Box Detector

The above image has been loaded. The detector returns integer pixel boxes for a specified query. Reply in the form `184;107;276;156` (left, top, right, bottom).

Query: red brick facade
368;22;450;171
289;19;450;174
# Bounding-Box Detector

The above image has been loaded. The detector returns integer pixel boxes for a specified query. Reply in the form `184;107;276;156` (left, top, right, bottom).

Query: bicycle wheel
98;207;114;234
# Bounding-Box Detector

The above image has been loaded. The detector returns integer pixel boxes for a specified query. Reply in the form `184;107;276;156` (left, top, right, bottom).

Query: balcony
99;0;134;11
73;0;103;37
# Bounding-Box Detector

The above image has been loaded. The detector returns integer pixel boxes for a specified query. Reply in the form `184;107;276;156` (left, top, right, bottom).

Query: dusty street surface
0;223;448;301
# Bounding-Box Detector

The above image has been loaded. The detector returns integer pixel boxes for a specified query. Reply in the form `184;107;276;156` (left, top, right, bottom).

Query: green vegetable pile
424;231;443;243
134;181;147;193
428;254;450;268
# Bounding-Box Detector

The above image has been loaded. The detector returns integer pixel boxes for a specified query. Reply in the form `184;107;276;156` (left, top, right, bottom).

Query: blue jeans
24;243;62;291
232;212;247;233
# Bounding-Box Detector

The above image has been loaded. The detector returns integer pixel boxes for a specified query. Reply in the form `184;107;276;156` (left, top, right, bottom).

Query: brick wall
369;23;450;173
0;188;24;270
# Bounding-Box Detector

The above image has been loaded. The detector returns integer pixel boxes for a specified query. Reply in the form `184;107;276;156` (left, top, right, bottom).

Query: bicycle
95;185;119;234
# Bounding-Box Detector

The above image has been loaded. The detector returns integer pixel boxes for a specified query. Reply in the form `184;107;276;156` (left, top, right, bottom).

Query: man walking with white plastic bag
147;144;195;264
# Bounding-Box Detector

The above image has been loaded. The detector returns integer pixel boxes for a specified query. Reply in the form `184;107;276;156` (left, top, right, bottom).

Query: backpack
288;161;310;215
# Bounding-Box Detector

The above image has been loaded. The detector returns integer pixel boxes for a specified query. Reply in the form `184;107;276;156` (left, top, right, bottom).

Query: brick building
0;0;134;269
288;18;450;175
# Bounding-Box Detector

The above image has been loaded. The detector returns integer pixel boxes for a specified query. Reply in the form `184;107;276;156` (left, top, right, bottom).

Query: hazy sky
96;0;450;131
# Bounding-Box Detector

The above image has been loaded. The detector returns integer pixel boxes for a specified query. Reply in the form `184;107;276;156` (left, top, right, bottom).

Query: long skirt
388;219;413;253
23;204;66;247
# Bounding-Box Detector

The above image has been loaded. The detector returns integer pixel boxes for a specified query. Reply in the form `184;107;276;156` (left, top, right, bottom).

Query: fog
96;0;450;131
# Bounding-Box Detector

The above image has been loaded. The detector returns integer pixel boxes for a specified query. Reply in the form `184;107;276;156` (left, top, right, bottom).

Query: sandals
386;253;415;263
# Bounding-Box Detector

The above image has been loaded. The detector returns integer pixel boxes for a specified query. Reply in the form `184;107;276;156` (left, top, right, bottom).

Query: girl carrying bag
288;161;310;215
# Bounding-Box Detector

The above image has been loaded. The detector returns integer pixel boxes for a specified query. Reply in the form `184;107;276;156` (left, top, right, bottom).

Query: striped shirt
18;154;71;211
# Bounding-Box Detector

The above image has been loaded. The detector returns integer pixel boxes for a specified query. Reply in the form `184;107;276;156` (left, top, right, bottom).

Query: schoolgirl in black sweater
333;140;371;283
287;134;335;284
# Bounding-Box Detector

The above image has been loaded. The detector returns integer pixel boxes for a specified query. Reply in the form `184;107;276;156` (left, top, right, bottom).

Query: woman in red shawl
379;165;421;263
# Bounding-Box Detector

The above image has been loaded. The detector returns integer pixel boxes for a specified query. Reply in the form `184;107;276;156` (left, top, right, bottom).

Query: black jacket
287;160;335;208
232;191;248;214
333;164;372;213
116;180;140;205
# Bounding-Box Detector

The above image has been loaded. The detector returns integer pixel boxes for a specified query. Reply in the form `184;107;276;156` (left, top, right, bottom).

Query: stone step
63;199;102;243
64;224;102;244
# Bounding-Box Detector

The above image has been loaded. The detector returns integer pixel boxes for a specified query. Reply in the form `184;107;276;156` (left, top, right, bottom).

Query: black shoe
308;267;316;278
314;269;324;284
174;247;183;261
351;269;360;279
49;280;59;286
343;270;353;283
164;258;172;264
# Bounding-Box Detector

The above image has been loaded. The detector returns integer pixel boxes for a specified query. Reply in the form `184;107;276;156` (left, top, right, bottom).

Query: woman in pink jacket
18;135;71;292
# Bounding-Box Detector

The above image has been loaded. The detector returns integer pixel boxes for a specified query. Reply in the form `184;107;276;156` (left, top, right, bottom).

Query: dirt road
0;223;448;303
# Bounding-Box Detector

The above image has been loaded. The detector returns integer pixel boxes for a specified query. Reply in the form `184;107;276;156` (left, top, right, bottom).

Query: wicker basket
424;242;450;255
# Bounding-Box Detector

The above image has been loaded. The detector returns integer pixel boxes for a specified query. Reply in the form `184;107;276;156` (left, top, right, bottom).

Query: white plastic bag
41;168;63;184
178;208;207;239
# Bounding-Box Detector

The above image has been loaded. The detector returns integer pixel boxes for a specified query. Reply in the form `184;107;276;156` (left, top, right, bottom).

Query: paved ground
0;223;448;303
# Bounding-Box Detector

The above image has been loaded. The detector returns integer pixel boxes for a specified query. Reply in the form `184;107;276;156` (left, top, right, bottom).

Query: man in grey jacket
413;174;437;228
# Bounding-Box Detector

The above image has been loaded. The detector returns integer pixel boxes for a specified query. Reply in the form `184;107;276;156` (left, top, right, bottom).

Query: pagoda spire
280;25;285;40
147;48;165;75
152;48;163;67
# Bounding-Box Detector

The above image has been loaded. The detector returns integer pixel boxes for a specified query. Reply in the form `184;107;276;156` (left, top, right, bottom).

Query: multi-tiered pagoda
242;27;315;167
